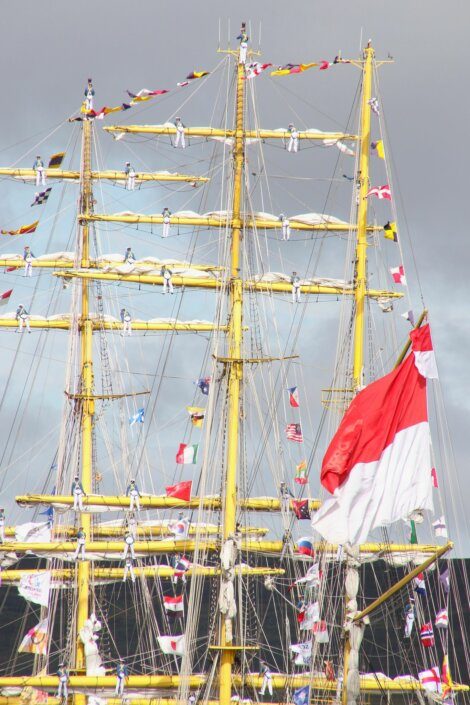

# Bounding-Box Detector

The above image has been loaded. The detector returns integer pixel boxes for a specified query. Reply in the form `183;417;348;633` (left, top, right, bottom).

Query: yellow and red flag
1;220;39;236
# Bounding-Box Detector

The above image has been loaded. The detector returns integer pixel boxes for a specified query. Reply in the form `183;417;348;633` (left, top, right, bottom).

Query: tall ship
0;24;468;705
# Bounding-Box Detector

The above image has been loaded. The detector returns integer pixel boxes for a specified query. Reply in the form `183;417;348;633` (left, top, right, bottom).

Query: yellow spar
0;168;208;183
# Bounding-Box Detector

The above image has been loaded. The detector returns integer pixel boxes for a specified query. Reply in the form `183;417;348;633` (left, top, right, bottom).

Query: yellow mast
76;116;94;673
352;42;374;391
343;42;374;705
218;43;246;705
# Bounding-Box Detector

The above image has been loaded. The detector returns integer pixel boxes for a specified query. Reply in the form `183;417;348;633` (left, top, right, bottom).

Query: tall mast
76;116;94;671
218;43;246;705
343;42;374;705
352;42;374;391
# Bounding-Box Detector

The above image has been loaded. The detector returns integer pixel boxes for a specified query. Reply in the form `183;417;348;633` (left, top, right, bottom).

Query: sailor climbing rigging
73;527;86;561
123;554;136;583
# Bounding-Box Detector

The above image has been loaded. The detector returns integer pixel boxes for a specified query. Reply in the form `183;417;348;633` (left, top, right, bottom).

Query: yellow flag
383;221;398;242
48;152;65;169
271;63;317;76
186;406;205;428
373;140;385;159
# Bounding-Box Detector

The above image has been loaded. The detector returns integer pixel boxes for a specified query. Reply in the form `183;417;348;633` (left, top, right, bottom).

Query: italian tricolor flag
311;324;437;545
176;443;199;465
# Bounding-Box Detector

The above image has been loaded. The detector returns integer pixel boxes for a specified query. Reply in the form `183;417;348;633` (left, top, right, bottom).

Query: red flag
311;325;435;544
292;500;311;520
319;61;331;70
0;289;13;307
420;622;435;647
431;467;439;488
390;265;407;285
165;481;192;502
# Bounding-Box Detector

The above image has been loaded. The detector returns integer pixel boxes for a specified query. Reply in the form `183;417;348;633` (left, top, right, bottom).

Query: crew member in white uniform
124;162;136;191
279;214;290;241
287;124;299;153
0;508;5;543
71;475;86;511
120;308;132;337
16;304;31;333
33;156;46;187
237;25;249;64
23;246;35;277
122;531;136;560
290;271;301;303
115;660;129;695
258;661;273;696
124;247;136;265
84;79;95;111
162;207;172;238
73;527;86;561
174;117;186;148
57;664;69;700
161;265;174;294
123;555;136;584
126;479;141;511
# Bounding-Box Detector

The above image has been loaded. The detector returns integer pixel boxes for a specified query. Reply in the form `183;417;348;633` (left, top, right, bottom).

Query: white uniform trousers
292;284;301;303
175;129;185;148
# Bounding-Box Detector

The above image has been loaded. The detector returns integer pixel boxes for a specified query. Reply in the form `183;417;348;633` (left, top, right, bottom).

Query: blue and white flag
195;377;210;396
293;686;310;705
39;506;54;525
129;408;145;426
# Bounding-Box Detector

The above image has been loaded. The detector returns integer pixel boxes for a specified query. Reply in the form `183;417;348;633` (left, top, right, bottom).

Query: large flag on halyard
311;325;436;544
157;634;185;655
18;618;49;655
18;572;51;607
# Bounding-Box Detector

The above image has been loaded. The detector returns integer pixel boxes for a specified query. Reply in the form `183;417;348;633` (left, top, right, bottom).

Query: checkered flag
31;187;52;207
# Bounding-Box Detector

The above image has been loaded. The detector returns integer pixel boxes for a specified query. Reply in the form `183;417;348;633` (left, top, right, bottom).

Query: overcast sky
0;0;469;554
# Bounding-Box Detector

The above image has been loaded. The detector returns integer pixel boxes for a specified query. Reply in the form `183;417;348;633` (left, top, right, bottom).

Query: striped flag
366;184;391;200
287;386;300;407
163;594;184;614
286;424;303;442
0;289;13;307
435;608;448;629
297;537;315;557
420;622;435;647
414;572;426;596
433;515;447;538
176;443;199;464
1;220;39;236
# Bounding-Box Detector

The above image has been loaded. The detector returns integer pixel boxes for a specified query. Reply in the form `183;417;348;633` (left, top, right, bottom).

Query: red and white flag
432;515;447;538
244;62;272;79
176;443;199;464
420;622;435;647
390;265;406;285
410;323;438;379
288;386;300;408
165;481;192;502
419;667;441;693
163;595;184;614
312;620;329;643
435;608;448;629
0;289;13;307
157;634;185;655
286;423;303;442
311;324;435;545
366;184;392;200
